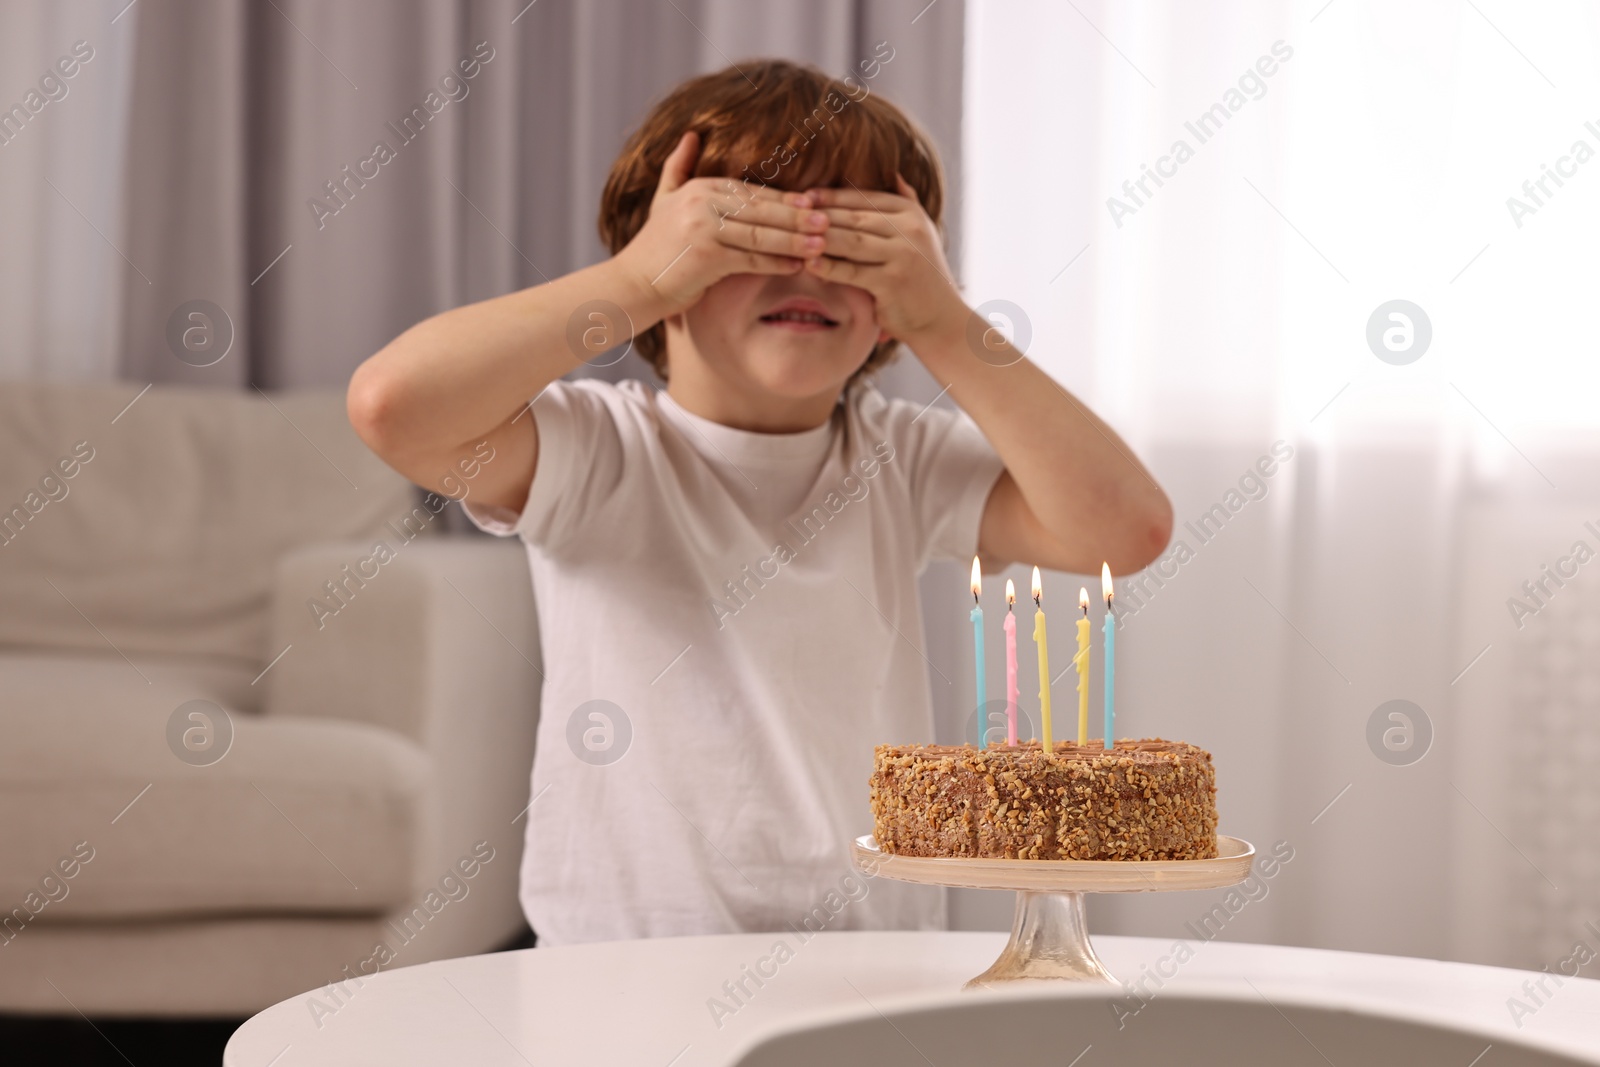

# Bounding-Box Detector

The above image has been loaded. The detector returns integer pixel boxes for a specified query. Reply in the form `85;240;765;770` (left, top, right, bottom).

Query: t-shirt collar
656;388;839;467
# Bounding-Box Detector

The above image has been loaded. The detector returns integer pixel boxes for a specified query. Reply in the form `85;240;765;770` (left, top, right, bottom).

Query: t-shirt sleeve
880;392;1007;568
459;379;629;551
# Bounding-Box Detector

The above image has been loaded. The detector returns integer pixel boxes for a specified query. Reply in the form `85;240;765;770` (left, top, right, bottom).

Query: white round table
224;932;1600;1065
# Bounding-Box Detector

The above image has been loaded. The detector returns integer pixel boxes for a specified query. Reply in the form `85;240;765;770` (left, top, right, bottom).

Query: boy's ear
877;329;891;344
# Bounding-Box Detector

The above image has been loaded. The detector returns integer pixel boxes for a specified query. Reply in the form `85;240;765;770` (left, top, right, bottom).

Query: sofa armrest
263;536;541;935
264;537;541;740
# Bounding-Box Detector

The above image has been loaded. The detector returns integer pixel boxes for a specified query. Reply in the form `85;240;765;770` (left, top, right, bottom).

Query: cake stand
852;834;1254;989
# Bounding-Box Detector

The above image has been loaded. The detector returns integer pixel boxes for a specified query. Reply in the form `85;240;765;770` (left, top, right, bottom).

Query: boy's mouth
758;298;839;331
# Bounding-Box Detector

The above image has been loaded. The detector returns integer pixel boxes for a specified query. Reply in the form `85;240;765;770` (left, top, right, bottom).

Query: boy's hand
802;176;968;348
615;131;830;314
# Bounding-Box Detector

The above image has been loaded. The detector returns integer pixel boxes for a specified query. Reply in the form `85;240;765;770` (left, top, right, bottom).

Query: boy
348;59;1171;945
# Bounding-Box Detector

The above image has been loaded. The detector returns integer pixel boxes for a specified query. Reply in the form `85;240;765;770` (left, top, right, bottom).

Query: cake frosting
870;738;1218;861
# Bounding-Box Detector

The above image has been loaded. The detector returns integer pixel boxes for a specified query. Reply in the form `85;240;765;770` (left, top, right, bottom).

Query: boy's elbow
1116;493;1174;574
347;355;399;454
1142;497;1175;565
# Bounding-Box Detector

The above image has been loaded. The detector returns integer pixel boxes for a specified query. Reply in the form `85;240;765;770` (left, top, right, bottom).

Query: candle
1003;579;1018;746
1076;587;1091;747
1032;566;1052;755
1102;562;1115;751
971;557;985;748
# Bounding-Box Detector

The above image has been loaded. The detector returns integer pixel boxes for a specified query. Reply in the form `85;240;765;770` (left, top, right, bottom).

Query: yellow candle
1031;566;1052;755
1076;587;1091;747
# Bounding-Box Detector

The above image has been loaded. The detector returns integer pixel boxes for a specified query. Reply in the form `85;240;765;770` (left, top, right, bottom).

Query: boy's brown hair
599;57;946;383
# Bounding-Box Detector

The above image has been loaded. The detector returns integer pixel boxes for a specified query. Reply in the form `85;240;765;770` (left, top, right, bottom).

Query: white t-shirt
461;376;1005;945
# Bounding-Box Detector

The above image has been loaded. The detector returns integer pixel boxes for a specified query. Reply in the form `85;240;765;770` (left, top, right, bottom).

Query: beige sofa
0;382;540;1016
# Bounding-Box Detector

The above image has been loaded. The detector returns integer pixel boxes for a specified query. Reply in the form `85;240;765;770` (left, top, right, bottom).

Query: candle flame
1006;578;1015;608
1101;561;1114;604
1079;587;1090;614
971;556;981;600
1030;565;1042;605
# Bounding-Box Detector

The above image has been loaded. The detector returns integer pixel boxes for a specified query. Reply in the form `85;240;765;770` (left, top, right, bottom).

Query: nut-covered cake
870;738;1218;861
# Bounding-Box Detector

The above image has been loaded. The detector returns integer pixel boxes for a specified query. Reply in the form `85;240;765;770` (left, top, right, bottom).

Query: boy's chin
741;350;866;400
748;363;861;401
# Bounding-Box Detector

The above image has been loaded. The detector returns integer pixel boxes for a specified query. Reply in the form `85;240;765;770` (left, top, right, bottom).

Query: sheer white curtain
0;0;137;380
961;0;1600;974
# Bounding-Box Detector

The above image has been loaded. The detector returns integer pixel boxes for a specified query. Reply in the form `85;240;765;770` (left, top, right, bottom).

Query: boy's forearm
351;255;671;454
796;179;1170;569
908;308;1173;563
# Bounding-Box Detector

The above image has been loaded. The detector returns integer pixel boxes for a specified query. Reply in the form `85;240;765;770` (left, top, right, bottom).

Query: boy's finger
656;132;700;197
803;253;876;288
710;195;829;235
700;178;808;211
715;218;826;259
818;207;896;237
729;251;807;276
819;227;891;264
804;186;908;212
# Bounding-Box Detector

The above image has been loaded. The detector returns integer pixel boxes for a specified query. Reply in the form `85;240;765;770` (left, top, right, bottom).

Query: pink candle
1004;579;1018;746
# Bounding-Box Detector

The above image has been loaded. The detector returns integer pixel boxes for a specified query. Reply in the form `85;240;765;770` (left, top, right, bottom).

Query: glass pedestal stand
973;890;1114;985
851;834;1255;990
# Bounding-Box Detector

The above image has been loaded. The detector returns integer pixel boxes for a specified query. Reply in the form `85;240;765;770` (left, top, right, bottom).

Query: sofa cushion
0;381;424;668
0;650;430;921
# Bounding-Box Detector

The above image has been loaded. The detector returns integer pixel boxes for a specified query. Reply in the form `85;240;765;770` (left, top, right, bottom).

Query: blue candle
971;557;986;747
1102;563;1114;750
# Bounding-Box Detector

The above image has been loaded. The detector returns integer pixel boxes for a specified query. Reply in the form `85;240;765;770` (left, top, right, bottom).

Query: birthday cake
869;738;1218;861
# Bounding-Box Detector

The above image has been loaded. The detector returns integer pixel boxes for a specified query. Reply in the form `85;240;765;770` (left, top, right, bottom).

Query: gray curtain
117;0;967;392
